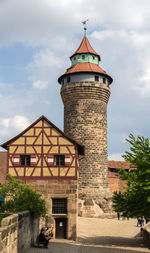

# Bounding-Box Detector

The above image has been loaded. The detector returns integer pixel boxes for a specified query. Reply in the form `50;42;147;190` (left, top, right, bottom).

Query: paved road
27;217;150;253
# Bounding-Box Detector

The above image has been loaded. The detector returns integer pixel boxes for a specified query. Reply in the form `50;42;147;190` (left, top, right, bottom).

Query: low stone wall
0;211;39;253
141;223;150;246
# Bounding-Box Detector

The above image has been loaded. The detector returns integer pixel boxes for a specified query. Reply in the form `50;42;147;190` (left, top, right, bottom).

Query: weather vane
82;19;89;36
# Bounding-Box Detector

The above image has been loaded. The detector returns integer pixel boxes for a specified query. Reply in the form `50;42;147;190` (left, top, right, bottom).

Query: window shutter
13;154;20;166
47;154;54;166
65;154;71;166
30;154;37;166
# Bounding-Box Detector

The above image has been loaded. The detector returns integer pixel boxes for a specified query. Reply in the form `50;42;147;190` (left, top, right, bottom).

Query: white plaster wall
62;73;109;85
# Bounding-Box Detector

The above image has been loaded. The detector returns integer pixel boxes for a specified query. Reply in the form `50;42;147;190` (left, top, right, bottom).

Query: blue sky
0;0;150;160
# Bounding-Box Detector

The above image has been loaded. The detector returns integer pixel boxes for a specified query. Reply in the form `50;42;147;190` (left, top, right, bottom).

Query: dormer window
82;55;85;60
95;76;99;82
67;76;71;83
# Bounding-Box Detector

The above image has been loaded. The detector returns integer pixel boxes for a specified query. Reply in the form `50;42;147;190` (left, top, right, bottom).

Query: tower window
20;155;30;166
103;77;106;84
74;56;76;60
67;76;71;83
82;55;85;60
95;76;99;82
52;198;67;214
54;155;65;166
92;56;95;60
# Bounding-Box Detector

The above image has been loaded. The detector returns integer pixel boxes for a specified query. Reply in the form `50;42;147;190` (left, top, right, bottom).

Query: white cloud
108;153;124;161
28;49;63;70
0;0;150;47
32;80;48;89
12;115;30;131
1;118;10;129
0;115;30;139
27;49;63;85
132;65;150;97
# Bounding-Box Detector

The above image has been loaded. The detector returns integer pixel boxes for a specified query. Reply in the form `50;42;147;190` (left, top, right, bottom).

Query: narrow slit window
67;76;71;83
103;77;106;84
95;76;99;82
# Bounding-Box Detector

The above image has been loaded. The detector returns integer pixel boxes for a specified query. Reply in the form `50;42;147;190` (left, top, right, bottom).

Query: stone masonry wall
0;211;39;253
61;82;112;212
28;179;78;240
0;152;7;184
108;177;127;193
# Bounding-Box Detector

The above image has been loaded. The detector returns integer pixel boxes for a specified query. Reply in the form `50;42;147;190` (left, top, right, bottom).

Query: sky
0;0;150;160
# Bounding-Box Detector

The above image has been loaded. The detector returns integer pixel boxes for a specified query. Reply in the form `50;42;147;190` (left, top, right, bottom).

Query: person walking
117;212;120;220
141;216;145;227
136;217;141;227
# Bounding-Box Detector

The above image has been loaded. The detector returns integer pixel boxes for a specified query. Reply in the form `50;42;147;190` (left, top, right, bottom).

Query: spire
81;19;89;36
70;36;100;61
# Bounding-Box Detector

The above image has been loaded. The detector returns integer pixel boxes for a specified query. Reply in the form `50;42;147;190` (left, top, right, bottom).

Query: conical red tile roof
70;36;100;61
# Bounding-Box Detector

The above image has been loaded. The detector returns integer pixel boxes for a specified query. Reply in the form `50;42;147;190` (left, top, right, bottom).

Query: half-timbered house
1;115;83;240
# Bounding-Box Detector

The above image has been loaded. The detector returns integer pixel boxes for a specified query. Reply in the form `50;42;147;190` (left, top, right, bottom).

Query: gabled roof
70;36;100;61
1;115;83;154
58;62;113;84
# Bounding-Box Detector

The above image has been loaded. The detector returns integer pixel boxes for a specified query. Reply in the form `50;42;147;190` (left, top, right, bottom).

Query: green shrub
0;175;47;217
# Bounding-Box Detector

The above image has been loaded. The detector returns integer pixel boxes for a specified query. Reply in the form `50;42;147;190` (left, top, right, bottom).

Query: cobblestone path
27;217;150;253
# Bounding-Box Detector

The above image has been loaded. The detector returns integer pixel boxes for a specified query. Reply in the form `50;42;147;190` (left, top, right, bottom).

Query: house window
54;155;65;166
52;198;67;214
103;77;106;84
95;76;99;82
67;76;71;83
20;155;30;166
82;55;85;60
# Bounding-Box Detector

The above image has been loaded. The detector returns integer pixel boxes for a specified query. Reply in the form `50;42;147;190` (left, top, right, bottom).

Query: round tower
58;35;113;212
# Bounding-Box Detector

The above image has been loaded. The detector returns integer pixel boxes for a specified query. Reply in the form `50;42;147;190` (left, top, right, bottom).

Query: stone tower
58;35;113;212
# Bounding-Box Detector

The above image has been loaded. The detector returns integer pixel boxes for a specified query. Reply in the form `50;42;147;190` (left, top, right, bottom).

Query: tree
112;134;150;218
0;174;47;217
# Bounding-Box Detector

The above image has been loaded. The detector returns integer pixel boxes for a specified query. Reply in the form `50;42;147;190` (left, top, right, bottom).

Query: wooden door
55;218;67;239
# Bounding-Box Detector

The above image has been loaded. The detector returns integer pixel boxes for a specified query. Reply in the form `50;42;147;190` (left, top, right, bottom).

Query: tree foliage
112;134;150;218
0;174;47;217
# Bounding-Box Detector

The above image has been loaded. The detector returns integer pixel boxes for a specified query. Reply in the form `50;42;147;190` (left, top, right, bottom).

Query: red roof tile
58;62;113;84
70;36;100;60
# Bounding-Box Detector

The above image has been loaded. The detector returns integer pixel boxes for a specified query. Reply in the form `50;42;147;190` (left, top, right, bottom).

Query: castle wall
0;211;39;253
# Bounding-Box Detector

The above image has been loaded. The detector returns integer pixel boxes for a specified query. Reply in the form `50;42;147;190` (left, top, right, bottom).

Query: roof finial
82;19;89;36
